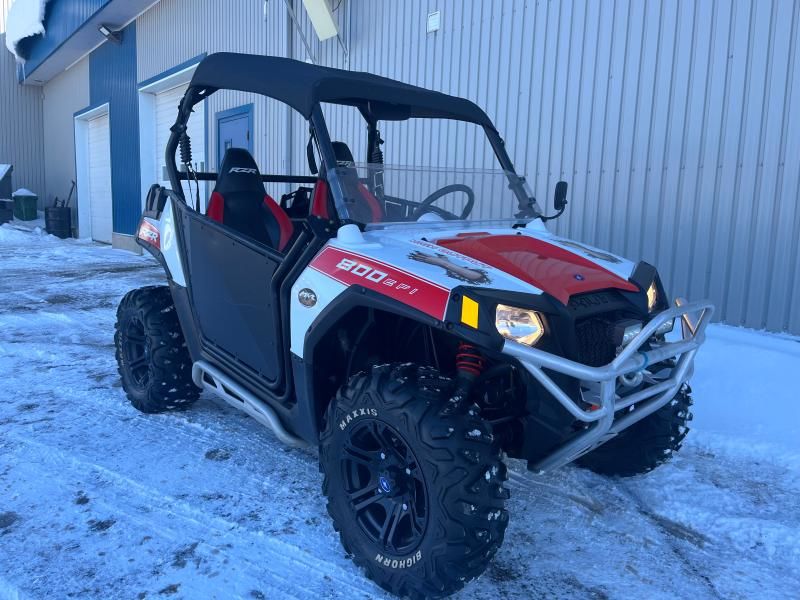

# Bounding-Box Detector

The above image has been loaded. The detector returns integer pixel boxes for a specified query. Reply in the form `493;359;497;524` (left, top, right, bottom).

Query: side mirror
540;181;568;222
554;181;568;212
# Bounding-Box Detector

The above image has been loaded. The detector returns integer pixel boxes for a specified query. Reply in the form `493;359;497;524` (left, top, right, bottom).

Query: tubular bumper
503;298;715;473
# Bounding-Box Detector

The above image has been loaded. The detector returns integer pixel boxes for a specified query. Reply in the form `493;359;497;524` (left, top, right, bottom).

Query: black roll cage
165;65;540;223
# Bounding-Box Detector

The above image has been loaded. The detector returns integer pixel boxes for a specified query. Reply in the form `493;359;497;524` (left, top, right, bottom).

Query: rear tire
577;386;693;477
320;364;509;599
114;285;199;413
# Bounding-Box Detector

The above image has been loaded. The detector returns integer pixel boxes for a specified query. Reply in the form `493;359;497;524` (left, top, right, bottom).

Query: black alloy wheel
114;286;200;413
121;315;150;390
342;420;428;555
320;364;509;599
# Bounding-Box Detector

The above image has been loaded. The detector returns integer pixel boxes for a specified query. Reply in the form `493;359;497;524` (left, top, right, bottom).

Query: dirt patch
75;492;90;505
204;449;231;461
158;583;180;596
200;492;227;501
488;561;523;583
0;511;20;531
640;510;710;548
171;542;200;569
88;518;116;532
46;294;76;305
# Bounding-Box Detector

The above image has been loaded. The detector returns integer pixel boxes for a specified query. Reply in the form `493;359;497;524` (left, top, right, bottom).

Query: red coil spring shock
455;341;485;379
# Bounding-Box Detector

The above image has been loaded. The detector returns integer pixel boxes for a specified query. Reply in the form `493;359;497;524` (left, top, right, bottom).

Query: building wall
0;0;46;204
89;21;140;237
136;0;294;199
42;56;89;218
287;0;800;334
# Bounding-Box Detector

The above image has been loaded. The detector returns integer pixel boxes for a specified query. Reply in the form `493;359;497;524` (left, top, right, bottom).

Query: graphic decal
408;251;491;285
553;239;622;264
435;234;637;304
309;246;450;319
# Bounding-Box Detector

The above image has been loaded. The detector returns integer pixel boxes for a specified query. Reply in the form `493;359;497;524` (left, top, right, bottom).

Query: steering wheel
411;184;475;221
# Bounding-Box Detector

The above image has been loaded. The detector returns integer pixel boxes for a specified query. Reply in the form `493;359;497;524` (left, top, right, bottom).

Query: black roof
189;53;495;128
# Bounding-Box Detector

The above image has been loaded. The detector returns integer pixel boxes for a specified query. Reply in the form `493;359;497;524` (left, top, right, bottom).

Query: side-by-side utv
115;53;714;599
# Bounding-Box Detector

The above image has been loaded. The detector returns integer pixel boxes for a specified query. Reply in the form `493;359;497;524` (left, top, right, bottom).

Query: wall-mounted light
427;10;441;34
98;24;123;44
301;0;338;41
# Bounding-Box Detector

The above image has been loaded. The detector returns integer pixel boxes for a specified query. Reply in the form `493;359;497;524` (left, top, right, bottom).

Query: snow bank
0;219;50;243
690;324;800;453
4;0;48;62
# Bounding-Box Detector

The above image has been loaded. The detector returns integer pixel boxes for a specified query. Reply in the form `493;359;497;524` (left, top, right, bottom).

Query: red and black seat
207;148;294;251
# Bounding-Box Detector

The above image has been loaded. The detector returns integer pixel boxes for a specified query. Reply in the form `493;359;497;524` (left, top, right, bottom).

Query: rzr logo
136;220;160;249
228;167;257;174
336;258;419;295
298;288;317;307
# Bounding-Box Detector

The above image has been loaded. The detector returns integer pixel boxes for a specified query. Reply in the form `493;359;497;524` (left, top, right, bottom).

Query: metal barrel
44;206;72;239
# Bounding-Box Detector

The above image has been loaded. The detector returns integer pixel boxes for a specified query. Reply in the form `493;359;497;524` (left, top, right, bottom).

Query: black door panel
181;212;281;383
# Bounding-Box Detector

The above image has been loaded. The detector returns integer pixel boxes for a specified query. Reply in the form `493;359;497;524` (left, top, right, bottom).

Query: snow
3;0;48;62
0;222;798;599
11;188;35;197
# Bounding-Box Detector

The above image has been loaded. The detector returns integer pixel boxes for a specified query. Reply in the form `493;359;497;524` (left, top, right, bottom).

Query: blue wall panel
17;0;112;78
89;22;140;235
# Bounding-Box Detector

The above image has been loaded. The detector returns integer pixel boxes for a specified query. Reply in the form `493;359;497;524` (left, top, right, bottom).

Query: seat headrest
332;141;355;166
216;148;263;194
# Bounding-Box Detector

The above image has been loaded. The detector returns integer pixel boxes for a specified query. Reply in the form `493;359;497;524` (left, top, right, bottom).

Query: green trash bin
12;189;38;221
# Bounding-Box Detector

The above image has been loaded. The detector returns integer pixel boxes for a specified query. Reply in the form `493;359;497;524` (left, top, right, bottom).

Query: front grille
574;317;617;367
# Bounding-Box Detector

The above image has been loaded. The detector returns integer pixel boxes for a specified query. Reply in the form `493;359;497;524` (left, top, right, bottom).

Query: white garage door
155;84;206;210
87;113;113;244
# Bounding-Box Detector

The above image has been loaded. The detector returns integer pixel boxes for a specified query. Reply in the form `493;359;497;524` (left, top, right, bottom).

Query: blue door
216;104;253;168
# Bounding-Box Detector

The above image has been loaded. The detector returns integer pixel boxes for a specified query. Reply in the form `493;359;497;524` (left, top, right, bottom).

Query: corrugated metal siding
0;0;9;32
89;21;140;235
43;56;89;217
285;0;800;334
0;0;46;204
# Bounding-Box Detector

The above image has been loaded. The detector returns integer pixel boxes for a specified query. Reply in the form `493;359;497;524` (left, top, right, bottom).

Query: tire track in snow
615;483;724;599
2;432;384;599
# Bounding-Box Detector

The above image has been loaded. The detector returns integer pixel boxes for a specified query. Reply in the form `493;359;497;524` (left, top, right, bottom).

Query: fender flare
295;285;444;436
302;284;443;365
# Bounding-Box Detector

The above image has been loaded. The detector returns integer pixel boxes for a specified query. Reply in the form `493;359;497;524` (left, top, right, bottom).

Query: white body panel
290;220;640;358
157;200;186;287
289;266;347;356
138;199;186;287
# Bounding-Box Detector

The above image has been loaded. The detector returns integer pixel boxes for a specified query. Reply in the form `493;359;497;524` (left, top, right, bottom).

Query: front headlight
646;280;659;312
495;304;545;346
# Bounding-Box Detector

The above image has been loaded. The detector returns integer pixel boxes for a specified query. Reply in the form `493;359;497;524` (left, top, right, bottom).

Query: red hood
435;234;638;304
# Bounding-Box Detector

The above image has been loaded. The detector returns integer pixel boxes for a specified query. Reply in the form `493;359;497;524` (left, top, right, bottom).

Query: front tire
114;285;199;413
320;364;509;599
577;386;693;477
